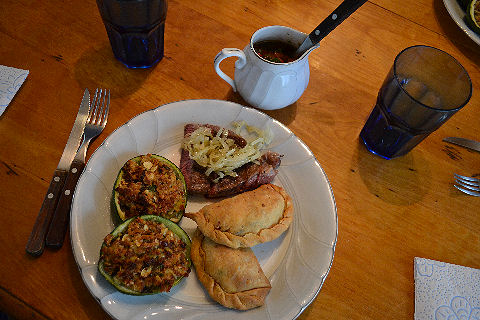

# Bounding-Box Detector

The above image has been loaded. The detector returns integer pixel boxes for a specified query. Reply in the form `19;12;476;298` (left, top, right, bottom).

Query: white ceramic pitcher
214;25;319;110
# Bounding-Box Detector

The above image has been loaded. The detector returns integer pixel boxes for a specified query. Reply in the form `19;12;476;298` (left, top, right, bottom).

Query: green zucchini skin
466;0;480;34
112;154;187;224
98;215;191;295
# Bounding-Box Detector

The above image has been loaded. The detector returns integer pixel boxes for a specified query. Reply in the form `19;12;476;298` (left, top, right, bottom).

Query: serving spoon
295;0;369;58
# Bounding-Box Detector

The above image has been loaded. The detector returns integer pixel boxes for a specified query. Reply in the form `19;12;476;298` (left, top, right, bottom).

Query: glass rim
393;45;473;112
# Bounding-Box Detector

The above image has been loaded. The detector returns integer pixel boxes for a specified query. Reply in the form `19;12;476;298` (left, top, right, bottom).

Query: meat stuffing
115;154;186;221
100;217;190;293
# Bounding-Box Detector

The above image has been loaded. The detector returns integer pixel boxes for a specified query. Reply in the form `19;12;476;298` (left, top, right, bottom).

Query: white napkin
0;65;29;116
414;257;480;320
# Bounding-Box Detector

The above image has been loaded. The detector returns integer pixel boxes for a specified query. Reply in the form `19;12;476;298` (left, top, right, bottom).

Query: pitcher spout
297;41;320;61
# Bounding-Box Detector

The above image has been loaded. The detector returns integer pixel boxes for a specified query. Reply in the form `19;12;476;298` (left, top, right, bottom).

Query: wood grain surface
0;0;479;319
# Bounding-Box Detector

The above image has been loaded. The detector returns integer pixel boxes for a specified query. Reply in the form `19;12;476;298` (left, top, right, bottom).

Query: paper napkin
414;257;480;320
0;65;29;116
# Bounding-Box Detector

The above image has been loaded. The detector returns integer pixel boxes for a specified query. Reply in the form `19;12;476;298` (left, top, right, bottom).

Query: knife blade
443;137;480;153
26;89;90;256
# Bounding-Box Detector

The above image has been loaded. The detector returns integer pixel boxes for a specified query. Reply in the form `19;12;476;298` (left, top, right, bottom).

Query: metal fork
453;174;480;197
46;88;110;248
72;88;110;167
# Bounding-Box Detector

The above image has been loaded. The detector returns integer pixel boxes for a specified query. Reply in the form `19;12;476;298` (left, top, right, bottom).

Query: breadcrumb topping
116;154;185;220
101;217;190;293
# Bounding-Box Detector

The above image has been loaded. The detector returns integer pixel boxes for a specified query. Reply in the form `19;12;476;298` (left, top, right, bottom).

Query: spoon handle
308;0;368;44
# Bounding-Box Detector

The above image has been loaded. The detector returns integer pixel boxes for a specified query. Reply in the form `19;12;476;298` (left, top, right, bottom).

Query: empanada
191;229;271;310
185;184;293;248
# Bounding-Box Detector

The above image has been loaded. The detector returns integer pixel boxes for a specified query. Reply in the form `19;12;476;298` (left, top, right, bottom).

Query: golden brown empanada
185;184;293;248
191;229;271;310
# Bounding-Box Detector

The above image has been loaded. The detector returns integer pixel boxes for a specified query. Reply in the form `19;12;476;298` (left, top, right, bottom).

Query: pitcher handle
214;48;246;92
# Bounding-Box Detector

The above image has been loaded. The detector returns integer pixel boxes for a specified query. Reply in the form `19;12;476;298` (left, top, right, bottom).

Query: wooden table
1;0;479;319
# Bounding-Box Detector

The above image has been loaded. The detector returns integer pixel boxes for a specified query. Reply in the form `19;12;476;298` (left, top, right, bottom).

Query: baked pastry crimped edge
191;229;271;310
185;184;294;249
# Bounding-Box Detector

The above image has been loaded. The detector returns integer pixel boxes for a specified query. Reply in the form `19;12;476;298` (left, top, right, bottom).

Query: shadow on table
223;89;297;126
433;0;480;67
74;43;153;98
355;138;430;206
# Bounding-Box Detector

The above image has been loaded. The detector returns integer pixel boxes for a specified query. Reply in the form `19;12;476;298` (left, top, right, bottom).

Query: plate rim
443;0;480;46
70;98;338;320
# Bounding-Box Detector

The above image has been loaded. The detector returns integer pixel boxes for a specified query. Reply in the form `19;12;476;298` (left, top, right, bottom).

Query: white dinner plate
443;0;480;46
70;99;337;320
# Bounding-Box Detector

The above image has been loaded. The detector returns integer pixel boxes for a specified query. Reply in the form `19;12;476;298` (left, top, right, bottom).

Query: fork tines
89;88;110;125
454;174;480;197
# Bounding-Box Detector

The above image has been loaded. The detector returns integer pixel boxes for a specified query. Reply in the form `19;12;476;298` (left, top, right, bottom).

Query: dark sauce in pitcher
253;40;297;63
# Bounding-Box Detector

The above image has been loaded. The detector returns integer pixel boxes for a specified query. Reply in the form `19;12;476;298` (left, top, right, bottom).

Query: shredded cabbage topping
182;121;273;181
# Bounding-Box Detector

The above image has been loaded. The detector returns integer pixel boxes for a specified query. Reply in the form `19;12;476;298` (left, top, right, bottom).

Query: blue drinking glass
360;45;472;159
96;0;167;69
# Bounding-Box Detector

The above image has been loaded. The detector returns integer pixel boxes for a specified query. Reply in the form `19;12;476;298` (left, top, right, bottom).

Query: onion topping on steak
180;123;282;198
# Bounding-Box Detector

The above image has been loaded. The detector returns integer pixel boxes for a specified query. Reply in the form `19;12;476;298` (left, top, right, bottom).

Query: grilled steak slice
180;123;281;198
180;148;210;194
207;151;281;197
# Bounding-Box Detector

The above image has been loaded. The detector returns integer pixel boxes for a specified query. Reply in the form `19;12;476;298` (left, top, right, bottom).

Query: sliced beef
180;148;210;194
179;123;282;198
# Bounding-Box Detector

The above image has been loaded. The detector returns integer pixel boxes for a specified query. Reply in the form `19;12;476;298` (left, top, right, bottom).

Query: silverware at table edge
26;89;91;256
45;88;110;249
443;137;480;153
454;174;480;197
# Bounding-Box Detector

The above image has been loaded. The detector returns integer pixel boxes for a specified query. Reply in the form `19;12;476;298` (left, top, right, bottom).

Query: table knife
26;89;90;256
443;137;480;153
295;0;368;58
45;143;87;249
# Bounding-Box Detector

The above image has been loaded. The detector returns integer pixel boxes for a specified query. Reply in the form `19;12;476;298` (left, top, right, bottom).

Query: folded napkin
414;257;480;320
0;65;29;116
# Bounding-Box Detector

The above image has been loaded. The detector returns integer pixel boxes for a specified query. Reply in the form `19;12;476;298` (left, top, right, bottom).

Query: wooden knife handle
26;169;68;256
45;159;86;249
308;0;368;44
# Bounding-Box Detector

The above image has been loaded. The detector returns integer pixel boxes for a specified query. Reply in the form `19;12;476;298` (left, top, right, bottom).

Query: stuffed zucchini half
98;215;191;295
113;154;187;223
